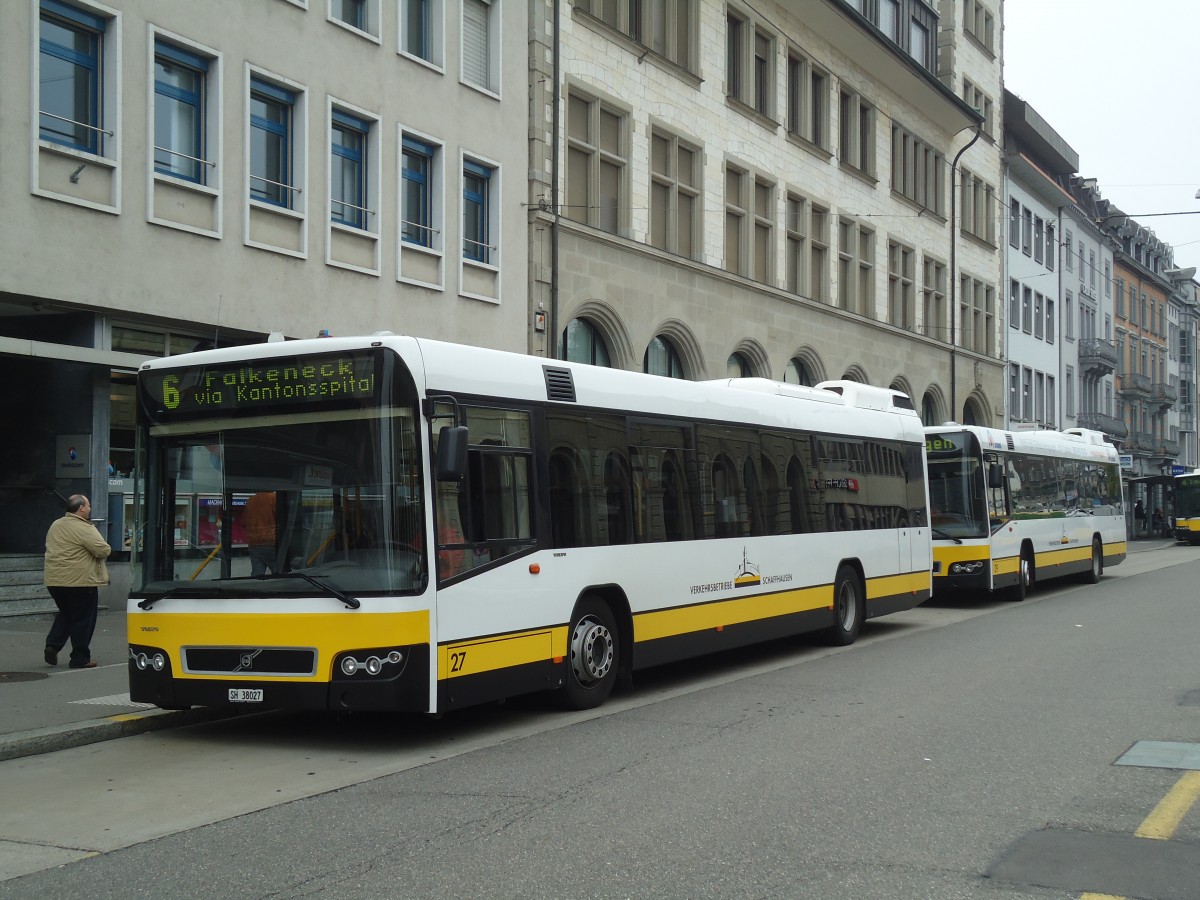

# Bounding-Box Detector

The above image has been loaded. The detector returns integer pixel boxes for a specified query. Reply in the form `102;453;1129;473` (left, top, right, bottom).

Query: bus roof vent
1006;434;1016;451
543;366;576;402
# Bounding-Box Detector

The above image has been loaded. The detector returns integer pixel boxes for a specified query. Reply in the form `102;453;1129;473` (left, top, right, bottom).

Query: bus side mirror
436;426;468;482
988;466;1004;490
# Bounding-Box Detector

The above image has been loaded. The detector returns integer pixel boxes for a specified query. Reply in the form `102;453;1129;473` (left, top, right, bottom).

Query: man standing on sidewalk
43;495;111;669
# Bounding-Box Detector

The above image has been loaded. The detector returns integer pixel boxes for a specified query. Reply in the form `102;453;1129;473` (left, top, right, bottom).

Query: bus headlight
337;648;405;679
949;561;985;575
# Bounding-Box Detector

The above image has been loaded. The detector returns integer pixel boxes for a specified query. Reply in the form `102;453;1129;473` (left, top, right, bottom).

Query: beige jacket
44;513;111;588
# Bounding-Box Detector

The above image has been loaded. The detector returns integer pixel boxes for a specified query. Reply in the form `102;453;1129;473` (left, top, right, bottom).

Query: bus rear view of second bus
925;425;1126;601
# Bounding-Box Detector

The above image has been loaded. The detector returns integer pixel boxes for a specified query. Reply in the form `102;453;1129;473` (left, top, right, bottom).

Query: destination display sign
924;433;966;458
139;349;381;423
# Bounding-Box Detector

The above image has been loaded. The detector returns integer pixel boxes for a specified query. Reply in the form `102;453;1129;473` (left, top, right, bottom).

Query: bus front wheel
558;597;619;710
1008;548;1034;601
822;565;864;646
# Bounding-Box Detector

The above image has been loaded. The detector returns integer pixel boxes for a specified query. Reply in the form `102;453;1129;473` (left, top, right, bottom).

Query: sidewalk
0;606;228;762
0;535;1185;762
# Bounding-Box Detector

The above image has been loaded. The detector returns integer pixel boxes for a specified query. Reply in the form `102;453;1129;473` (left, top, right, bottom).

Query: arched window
562;318;611;367
727;353;751;378
644;335;684;378
603;452;632;545
921;393;938;426
786;456;811;533
784;357;814;386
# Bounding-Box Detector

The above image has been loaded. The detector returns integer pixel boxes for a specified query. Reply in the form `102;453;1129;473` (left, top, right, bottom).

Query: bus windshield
133;352;426;598
1176;475;1200;518
925;431;990;539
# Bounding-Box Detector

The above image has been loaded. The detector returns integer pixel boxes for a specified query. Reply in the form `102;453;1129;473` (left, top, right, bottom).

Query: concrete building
0;0;530;582
528;0;1003;427
1001;92;1081;432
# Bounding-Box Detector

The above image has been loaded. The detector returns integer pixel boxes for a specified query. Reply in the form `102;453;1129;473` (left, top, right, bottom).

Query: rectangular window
727;10;773;117
332;0;366;30
1022;286;1032;333
964;0;995;53
1021;366;1033;420
724;165;747;276
786;49;828;149
1104;260;1112;296
1021;207;1032;255
1008;199;1019;249
39;0;107;154
566;90;626;235
1065;291;1074;339
753;177;773;283
838;218;874;316
909;18;929;67
1009;278;1019;329
959;276;994;353
462;158;493;263
890;124;944;215
1089;250;1097;288
462;0;496;93
785;192;806;296
1046;298;1055;344
1033;292;1044;339
331;109;369;229
402;135;436;247
154;41;208;183
922;257;945;340
402;0;444;65
839;88;875;177
1047;375;1055;424
1046;223;1055;270
962;78;993;138
1065;367;1075;416
1065;230;1073;270
810;203;830;303
961;170;996;244
887;240;915;330
1009;364;1020;419
250;78;296;208
650;129;700;259
1033;217;1044;264
577;0;693;69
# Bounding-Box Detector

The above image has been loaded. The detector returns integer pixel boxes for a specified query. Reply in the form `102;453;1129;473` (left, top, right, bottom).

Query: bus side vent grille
543;366;576;402
1006;434;1016;451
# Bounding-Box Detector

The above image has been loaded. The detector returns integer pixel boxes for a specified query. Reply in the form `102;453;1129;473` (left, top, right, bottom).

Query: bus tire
558;596;619;710
1007;547;1034;601
822;565;864;646
1080;537;1102;584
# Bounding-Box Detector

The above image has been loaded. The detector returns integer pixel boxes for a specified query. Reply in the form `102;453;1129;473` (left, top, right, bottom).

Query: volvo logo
235;649;264;672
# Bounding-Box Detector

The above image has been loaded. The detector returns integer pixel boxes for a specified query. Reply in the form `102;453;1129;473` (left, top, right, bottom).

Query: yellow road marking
1134;770;1200;840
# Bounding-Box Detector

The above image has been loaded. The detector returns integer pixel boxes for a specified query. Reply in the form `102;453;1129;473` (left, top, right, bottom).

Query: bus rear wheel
822;565;864;646
1080;537;1102;584
558;597;619;710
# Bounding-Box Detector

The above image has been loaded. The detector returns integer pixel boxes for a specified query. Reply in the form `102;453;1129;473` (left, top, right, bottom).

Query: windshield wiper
263;571;360;609
931;528;963;544
137;585;213;610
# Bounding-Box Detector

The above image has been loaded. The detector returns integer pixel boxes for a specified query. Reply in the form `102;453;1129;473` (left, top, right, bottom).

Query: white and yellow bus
128;334;931;714
1173;470;1200;544
925;425;1126;600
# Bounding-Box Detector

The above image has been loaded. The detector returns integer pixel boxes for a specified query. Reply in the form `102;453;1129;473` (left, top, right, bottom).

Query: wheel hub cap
570;618;613;685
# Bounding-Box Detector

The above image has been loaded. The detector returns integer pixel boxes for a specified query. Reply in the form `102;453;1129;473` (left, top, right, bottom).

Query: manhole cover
0;672;50;683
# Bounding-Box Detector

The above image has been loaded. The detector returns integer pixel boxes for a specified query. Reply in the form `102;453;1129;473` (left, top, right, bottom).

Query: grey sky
1002;0;1200;269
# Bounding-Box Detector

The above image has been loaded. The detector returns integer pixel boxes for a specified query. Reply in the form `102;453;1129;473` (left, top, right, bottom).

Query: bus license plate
229;688;263;703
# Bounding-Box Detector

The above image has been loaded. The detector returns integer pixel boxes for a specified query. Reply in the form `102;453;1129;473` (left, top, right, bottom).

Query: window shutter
463;0;489;89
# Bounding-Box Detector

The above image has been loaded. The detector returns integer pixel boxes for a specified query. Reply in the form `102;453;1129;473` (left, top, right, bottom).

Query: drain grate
0;672;51;683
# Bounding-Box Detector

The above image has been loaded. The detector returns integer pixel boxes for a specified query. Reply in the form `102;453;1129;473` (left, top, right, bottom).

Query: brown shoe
44;647;58;666
69;660;98;669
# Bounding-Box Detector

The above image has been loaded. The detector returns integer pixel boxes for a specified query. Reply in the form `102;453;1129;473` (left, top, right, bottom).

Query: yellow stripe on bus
634;584;831;642
933;544;988;566
131;611;430;680
439;627;565;680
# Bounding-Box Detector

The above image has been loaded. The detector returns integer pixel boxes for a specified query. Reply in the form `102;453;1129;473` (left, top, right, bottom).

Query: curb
0;707;240;762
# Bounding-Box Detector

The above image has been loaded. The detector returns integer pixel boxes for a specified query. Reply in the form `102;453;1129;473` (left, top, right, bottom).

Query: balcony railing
1130;431;1156;455
1152;383;1178;408
1077;412;1128;440
1120;372;1152;398
1078;338;1118;375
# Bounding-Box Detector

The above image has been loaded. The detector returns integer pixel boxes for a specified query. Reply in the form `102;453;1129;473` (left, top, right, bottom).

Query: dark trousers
45;586;99;666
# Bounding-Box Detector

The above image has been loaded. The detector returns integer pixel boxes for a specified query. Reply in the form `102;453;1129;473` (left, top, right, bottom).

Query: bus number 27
449;651;467;673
